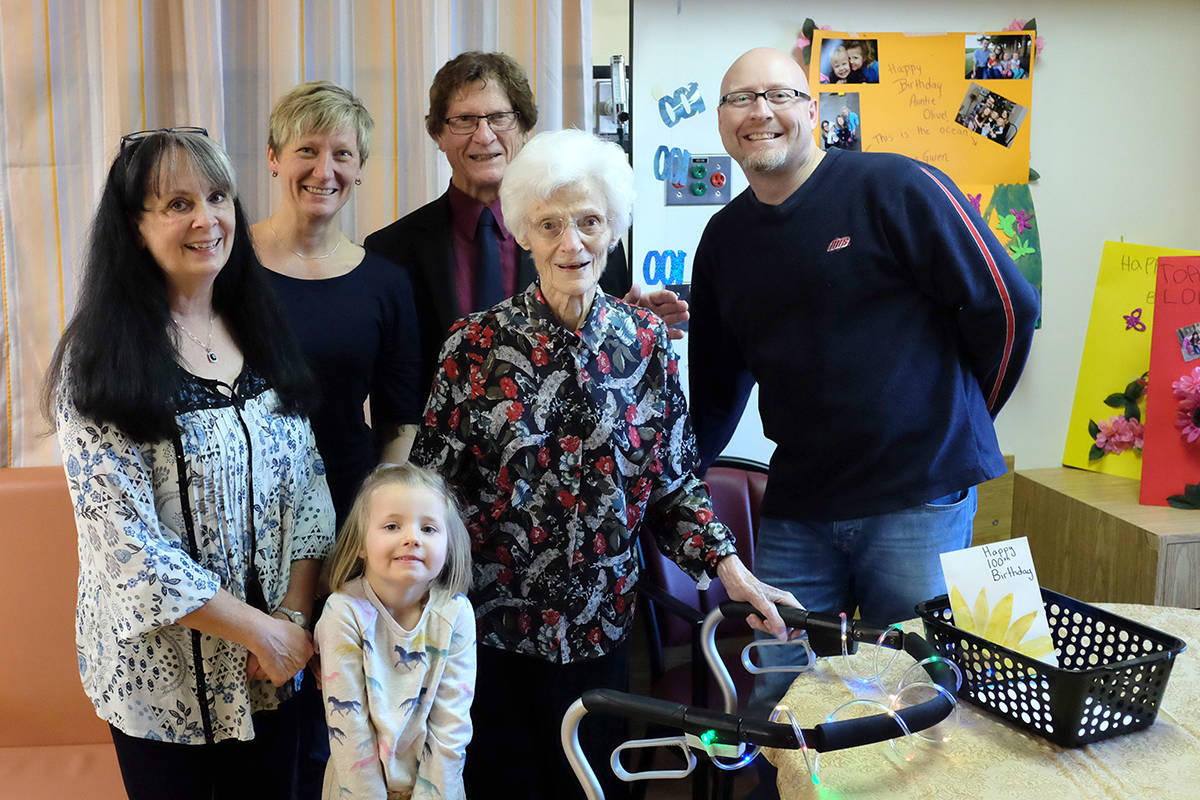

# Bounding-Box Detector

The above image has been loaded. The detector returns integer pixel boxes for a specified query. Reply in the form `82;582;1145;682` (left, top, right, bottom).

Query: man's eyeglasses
529;214;610;244
443;111;521;135
120;126;208;152
718;89;810;108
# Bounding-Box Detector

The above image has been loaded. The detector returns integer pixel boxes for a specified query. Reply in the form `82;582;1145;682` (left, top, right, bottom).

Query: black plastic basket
915;587;1187;747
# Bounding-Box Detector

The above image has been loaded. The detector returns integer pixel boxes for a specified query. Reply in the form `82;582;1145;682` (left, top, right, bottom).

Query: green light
700;729;717;745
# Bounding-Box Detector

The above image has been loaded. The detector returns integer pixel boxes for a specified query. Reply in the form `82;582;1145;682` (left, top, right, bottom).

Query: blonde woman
252;81;423;525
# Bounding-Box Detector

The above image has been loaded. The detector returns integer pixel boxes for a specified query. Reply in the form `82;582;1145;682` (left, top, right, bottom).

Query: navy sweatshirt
689;147;1039;521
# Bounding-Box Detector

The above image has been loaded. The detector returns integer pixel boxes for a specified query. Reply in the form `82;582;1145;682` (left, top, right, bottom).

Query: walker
561;602;960;798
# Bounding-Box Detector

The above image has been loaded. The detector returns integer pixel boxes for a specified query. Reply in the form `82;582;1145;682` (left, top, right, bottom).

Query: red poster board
1140;256;1200;506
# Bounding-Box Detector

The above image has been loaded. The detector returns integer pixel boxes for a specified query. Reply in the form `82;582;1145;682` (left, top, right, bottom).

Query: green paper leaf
1088;444;1106;461
996;213;1017;237
1028;167;1041;181
1168;481;1200;508
1088;419;1100;438
1125;402;1141;422
1125;380;1144;401
803;18;816;39
1103;393;1127;408
802;45;811;65
1008;235;1036;259
1024;18;1037;31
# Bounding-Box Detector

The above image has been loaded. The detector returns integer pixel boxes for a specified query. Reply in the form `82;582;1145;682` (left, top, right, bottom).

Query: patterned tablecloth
771;604;1200;799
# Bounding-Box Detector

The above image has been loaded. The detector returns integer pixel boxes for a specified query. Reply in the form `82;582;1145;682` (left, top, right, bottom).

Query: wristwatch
272;606;309;629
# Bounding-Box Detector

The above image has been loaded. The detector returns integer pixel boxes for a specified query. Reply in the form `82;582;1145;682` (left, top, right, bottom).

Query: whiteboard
631;0;1200;471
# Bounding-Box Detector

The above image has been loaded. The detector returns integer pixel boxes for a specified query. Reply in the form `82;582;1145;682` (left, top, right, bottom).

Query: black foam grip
580;689;800;748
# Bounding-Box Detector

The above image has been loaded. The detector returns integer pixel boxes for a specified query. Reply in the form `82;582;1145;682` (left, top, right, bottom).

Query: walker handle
580;688;800;749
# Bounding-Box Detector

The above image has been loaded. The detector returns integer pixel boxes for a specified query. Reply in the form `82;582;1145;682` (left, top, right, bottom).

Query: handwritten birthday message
810;31;1033;187
940;537;1057;665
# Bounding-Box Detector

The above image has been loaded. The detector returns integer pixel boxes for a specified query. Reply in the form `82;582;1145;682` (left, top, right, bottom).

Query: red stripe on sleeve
919;167;1016;410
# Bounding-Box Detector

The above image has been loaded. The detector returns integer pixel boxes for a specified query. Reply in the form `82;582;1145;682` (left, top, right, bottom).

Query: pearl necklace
174;313;218;363
269;219;342;260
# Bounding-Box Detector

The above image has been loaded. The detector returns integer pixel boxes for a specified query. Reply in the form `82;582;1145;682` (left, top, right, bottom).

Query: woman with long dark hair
43;128;334;799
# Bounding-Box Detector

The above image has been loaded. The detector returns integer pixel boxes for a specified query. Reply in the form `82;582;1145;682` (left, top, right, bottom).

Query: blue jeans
745;487;976;718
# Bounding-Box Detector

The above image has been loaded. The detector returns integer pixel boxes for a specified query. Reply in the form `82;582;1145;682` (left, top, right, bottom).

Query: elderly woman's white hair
500;129;633;249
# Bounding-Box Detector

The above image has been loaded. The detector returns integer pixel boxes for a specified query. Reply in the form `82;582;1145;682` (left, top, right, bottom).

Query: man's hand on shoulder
623;285;690;340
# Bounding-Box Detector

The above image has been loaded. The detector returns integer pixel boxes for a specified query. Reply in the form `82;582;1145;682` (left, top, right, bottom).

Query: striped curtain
0;0;595;466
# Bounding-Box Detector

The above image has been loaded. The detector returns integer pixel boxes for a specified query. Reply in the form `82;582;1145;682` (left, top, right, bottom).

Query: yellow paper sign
1063;241;1200;477
809;31;1033;187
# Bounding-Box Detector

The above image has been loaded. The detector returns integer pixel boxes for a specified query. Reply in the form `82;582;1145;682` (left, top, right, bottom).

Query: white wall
630;0;1200;471
593;0;629;61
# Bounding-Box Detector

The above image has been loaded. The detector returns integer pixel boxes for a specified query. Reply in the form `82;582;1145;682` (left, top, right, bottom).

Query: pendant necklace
270;219;342;260
174;313;218;363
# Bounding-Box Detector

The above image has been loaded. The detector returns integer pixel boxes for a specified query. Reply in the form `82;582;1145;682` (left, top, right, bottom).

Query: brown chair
634;457;769;799
0;466;126;799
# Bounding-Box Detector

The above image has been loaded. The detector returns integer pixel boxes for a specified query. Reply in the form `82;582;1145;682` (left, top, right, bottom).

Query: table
769;604;1200;799
1013;467;1200;607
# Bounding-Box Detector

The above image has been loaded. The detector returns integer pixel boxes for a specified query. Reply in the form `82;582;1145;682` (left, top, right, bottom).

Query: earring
355;178;362;185
271;170;278;177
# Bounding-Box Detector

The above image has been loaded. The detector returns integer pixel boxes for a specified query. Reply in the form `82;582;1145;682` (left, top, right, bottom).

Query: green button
690;163;707;179
691;182;707;196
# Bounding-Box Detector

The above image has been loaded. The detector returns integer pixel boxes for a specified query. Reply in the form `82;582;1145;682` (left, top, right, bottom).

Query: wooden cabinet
1013;467;1200;607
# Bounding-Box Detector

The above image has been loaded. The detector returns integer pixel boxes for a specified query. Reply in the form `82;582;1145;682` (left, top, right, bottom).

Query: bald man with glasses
688;47;1039;798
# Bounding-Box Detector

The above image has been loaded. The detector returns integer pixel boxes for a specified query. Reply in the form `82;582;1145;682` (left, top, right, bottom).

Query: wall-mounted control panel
664;154;733;206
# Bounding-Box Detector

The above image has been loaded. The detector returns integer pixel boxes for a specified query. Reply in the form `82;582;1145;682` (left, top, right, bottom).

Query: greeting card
939;537;1057;666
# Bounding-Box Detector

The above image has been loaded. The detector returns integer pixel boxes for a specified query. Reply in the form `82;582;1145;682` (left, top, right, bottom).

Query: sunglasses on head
119;126;209;153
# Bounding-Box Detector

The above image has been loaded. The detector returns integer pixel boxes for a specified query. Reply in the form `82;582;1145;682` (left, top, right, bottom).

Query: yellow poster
809;30;1034;187
1063;241;1200;477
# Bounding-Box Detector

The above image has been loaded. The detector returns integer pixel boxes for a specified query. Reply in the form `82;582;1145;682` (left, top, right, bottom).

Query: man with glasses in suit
367;51;684;390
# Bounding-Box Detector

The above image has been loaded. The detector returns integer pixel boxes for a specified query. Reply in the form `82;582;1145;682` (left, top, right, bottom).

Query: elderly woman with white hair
411;128;797;799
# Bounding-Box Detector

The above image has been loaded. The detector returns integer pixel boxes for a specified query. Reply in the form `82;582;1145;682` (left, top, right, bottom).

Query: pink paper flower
1095;415;1144;454
796;25;831;50
1172;366;1200;409
1177;411;1200;443
1002;19;1045;56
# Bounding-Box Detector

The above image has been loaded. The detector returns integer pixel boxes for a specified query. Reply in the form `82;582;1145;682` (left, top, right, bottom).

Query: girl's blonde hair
326;463;473;596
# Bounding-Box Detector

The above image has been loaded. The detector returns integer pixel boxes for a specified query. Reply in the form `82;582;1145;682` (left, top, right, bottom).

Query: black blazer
364;191;632;391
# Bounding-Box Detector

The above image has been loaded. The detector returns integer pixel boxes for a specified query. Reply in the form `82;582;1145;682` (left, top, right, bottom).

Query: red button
710;172;727;188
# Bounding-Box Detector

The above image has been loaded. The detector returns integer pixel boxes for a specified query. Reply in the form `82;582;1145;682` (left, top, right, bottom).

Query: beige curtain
0;0;594;466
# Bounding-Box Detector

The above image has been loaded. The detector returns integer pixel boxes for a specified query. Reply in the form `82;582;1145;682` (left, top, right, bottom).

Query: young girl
316;463;475;800
826;45;852;83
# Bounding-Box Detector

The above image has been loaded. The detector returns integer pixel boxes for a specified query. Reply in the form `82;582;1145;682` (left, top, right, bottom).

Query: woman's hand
247;615;314;686
715;554;803;640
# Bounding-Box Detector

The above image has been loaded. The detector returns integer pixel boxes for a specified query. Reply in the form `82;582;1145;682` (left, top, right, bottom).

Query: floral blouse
411;283;736;664
55;366;335;744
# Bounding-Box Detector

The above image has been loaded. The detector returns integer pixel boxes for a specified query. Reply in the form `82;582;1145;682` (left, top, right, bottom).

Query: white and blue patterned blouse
55;366;335;744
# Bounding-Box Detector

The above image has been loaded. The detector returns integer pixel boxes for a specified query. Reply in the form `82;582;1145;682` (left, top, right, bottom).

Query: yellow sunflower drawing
949;586;1055;660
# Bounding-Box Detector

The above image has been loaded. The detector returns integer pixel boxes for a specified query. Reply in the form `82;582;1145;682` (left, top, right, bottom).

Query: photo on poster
817;38;879;85
955;83;1028;148
1177;323;1200;363
964;33;1033;80
818;93;861;152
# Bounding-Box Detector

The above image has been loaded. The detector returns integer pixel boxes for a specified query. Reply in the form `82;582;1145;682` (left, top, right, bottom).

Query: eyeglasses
718;89;810;108
120;126;209;152
529;213;610;244
443;111;521;135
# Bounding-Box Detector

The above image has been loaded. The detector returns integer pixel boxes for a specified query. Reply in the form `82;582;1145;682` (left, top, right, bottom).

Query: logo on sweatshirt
827;236;851;252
